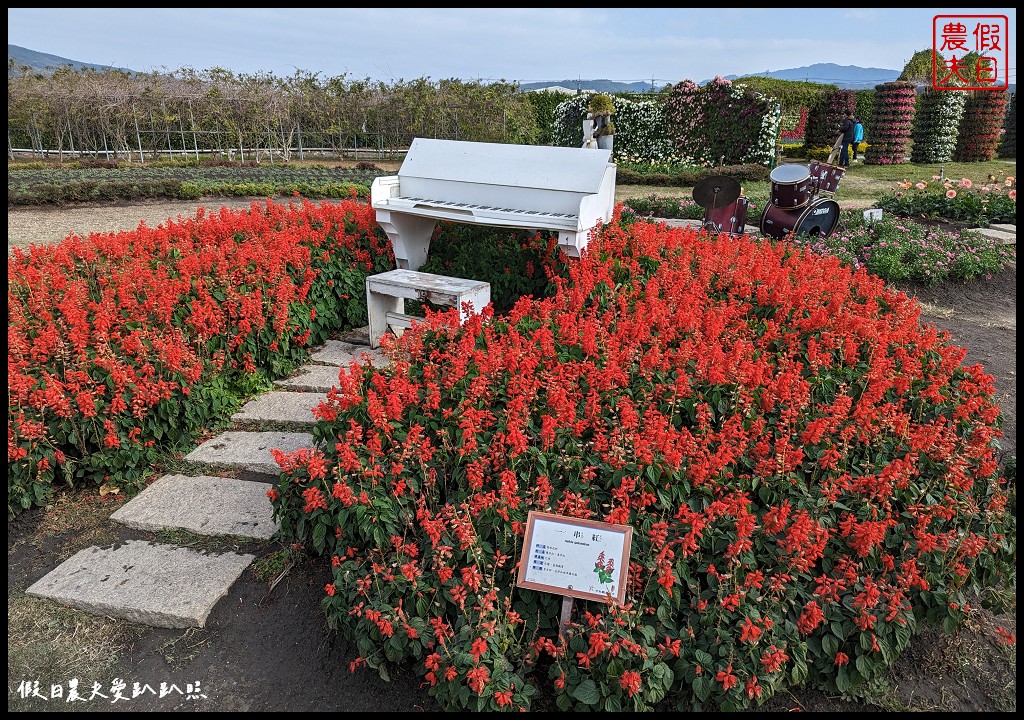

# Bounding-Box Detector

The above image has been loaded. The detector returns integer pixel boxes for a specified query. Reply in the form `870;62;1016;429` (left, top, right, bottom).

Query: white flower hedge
553;93;681;165
911;90;967;163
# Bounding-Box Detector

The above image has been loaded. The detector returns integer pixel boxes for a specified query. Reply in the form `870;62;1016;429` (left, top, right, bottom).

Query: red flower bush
270;212;1014;711
780;107;809;141
7;196;393;517
865;82;916;165
955;90;1010;162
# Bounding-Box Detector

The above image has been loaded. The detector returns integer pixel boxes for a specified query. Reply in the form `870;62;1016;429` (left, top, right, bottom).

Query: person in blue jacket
852;117;864;161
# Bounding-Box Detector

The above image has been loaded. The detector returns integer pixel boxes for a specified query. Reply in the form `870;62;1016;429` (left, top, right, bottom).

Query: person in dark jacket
838;111;856;167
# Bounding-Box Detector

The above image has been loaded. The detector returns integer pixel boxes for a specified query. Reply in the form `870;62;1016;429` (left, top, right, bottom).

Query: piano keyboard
394;196;578;221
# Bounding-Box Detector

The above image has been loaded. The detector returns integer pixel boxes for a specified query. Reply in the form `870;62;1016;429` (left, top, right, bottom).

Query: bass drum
769;163;812;209
760;198;841;240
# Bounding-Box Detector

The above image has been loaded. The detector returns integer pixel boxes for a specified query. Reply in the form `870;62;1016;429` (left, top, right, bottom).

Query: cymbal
692;175;741;209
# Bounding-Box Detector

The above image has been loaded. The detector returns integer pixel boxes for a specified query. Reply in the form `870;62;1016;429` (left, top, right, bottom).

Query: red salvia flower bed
7;196;394;516
270;213;1014;711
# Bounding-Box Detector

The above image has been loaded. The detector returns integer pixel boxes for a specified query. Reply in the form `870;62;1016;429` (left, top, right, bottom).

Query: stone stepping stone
230;391;327;426
110;474;279;540
25;540;254;629
274;364;341;393
185;431;314;476
648;217;759;235
310;339;388;368
972;226;1016;245
650;217;702;229
336;325;371;346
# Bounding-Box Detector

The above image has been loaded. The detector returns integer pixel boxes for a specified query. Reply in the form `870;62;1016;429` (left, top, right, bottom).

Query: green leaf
790;657;808;685
855;653;873;679
693;674;712;702
877;635;895;664
648;664;673;702
384;637;404;662
822;633;839;658
859;632;873;651
312;521;327;553
835;668;851;693
894;623;911;649
570;679;600;706
656;603;677;631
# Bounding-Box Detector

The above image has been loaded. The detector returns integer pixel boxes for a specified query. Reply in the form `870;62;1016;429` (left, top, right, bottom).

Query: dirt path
8;198;277;253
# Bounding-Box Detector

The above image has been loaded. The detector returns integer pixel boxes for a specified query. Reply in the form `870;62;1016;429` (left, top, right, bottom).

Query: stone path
980;223;1018;245
26;336;384;628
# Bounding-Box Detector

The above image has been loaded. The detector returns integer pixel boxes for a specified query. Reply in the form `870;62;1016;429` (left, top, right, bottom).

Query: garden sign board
516;511;632;605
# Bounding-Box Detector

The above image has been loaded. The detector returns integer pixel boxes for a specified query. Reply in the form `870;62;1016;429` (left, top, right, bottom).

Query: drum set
759;159;845;240
691;156;846;241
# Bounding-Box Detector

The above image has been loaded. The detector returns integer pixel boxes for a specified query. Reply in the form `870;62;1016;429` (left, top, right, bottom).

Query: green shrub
616;163;770;187
418;223;569;315
621;194;704;220
780;144;850;162
9;166;379;204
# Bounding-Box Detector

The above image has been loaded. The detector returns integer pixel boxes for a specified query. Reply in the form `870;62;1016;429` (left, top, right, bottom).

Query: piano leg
375;211;436;271
557;230;582;259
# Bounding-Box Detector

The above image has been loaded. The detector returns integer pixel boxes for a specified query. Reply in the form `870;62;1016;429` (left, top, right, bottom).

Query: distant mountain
8;44;132;75
517;66;905;94
710;63;901;89
519;79;657;94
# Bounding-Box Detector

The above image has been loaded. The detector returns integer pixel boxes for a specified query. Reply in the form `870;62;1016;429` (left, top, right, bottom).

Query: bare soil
6;194;1016;712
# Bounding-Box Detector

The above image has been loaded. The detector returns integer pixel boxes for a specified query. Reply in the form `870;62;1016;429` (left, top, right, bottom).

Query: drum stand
812;177;837;201
702;213;722;234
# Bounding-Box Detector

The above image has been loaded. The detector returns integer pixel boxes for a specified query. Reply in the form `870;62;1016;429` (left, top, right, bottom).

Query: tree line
7;64;540;161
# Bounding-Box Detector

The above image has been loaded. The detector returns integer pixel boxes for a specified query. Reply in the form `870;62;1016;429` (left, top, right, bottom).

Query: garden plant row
8;163;380;205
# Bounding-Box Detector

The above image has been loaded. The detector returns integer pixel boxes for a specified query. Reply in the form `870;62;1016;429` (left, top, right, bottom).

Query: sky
7;8;1017;87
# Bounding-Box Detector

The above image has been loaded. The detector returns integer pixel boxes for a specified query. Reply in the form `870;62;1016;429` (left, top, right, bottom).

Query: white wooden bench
366;269;491;349
371;138;616;269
